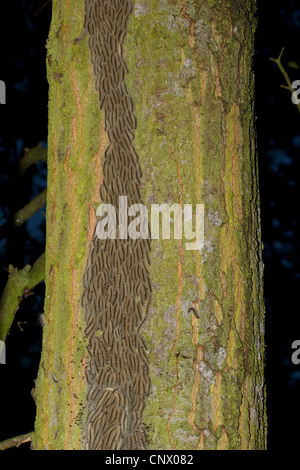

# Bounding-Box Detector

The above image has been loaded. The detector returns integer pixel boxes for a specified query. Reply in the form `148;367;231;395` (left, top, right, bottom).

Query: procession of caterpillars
82;0;152;450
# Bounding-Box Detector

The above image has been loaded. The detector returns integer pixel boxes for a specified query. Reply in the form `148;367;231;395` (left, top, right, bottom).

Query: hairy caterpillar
82;0;151;450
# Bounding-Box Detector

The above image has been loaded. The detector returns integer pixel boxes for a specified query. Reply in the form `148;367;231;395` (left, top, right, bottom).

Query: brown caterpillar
82;0;151;450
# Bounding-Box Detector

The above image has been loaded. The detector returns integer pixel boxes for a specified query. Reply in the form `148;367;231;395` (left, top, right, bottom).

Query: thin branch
13;189;47;227
0;253;45;342
0;432;32;451
34;0;51;17
270;47;300;114
0;189;47;240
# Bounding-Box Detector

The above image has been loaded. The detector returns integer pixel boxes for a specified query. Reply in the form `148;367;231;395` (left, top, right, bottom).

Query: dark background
0;0;299;451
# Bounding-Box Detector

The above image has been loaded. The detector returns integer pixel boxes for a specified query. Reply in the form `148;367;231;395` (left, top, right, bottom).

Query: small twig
19;143;47;176
270;47;300;114
34;0;51;17
13;189;47;227
270;47;293;90
0;432;32;451
0;189;47;241
17;321;27;332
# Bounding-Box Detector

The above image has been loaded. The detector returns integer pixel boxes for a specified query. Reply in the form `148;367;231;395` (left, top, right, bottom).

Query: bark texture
125;0;266;450
32;0;104;449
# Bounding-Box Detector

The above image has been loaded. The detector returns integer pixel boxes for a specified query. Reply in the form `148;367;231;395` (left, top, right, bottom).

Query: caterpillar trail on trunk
82;0;151;450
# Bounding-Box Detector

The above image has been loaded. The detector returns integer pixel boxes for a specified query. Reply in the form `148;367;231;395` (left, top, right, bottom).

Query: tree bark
33;0;266;450
32;0;105;449
128;0;266;450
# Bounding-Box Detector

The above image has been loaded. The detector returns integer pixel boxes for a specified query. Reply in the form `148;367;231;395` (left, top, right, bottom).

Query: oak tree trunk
32;0;266;450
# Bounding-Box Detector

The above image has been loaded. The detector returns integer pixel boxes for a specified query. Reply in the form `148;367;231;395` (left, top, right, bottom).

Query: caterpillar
82;0;151;450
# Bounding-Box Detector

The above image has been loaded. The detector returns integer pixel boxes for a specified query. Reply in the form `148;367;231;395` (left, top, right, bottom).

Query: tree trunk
32;0;105;449
33;0;266;450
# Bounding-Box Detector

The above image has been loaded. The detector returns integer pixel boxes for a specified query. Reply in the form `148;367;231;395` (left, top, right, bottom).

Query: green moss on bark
126;0;265;450
32;0;104;450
